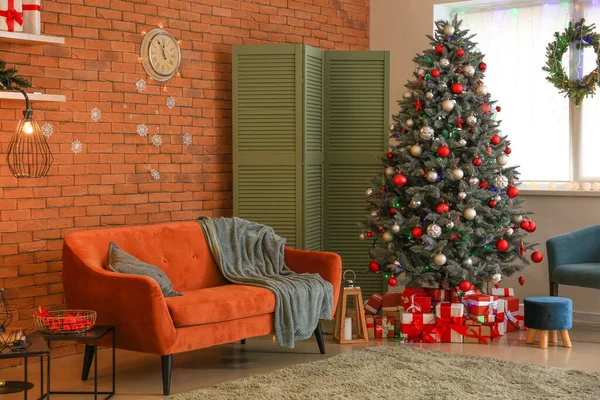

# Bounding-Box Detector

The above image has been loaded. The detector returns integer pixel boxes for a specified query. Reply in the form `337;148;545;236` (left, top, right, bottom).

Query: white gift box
0;0;23;32
491;287;514;297
22;0;39;34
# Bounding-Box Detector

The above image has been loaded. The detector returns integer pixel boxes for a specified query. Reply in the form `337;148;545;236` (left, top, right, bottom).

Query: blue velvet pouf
524;296;573;330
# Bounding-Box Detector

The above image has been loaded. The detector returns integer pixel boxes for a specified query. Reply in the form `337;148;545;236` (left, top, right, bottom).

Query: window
438;1;600;191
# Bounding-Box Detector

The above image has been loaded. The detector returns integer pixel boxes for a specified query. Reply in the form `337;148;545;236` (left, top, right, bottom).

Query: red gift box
364;293;383;315
464;294;498;316
374;316;395;339
400;312;436;342
426;288;451;303
451;286;479;303
433;302;466;342
500;296;520;332
381;292;403;312
401;288;431;313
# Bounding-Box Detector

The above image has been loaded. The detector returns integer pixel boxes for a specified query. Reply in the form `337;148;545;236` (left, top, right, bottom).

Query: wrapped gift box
494;299;506;335
500;296;520;332
433;302;466;343
0;0;23;32
382;309;403;320
518;303;526;329
426;288;451;303
400;312;436;342
364;293;383;315
464;294;498;316
401;288;432;313
381;292;403;315
22;0;40;34
451;286;479;303
375;315;395;339
365;314;375;339
491;287;514;297
464;319;493;344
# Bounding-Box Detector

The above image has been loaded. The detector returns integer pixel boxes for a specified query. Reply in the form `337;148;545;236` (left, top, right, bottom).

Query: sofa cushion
552;263;600;289
165;284;276;327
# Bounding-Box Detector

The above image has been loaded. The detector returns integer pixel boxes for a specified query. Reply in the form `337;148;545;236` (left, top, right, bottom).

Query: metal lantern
6;88;54;178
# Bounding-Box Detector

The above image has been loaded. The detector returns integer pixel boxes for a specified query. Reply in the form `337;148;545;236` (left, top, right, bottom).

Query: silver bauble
462;257;473;268
366;188;373;197
446;221;454;229
466;115;478;125
457;191;467;200
497;154;509;166
512;214;523;224
426;170;439;182
391;224;401;233
464;65;475;76
359;233;366;240
426;224;442;238
417;69;425;76
383;232;394;242
425;91;434;100
494;175;509;189
506;228;514;236
403;91;413;99
385;166;395;176
476;85;489;95
419;126;434;140
390;123;395;132
452;168;464;180
406;118;414;127
491;273;502;284
469;177;479;185
370;210;378;217
410;199;422;208
410;144;423;157
434;253;447;266
493;195;501;202
458;138;467;147
442;99;455;112
443;24;455;36
463;208;477;220
440;58;450;68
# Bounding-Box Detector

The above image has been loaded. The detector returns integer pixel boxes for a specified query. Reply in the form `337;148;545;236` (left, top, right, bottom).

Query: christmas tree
363;17;543;291
0;58;31;89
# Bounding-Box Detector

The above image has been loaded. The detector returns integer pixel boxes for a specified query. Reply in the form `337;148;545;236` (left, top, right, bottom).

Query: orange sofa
62;221;342;395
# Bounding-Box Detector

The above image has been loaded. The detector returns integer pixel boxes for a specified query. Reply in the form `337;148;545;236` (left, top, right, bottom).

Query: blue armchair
546;225;600;296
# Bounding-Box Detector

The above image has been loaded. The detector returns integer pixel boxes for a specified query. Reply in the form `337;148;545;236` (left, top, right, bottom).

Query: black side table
0;335;50;400
37;325;115;400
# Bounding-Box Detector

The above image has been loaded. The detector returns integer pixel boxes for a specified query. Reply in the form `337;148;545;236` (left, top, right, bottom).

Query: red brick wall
0;0;368;361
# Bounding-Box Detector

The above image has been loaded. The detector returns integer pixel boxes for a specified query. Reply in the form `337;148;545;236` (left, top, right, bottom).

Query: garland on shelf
0;58;30;89
543;18;600;106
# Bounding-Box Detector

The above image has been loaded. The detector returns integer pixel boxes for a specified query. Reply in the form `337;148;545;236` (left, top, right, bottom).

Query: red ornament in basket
33;307;96;333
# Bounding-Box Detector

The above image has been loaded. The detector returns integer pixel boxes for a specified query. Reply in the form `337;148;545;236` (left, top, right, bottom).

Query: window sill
520;189;600;197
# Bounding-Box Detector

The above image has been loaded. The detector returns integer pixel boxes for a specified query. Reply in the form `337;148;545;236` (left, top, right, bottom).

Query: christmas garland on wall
0;58;30;89
543;18;600;106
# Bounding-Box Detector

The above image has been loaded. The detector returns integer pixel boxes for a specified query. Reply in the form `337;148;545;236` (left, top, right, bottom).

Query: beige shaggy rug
169;346;600;400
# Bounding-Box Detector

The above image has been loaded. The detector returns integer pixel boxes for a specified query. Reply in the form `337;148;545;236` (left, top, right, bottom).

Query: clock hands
157;39;167;60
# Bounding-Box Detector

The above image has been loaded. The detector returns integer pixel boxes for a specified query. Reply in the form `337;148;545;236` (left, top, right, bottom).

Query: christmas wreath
543;19;600;106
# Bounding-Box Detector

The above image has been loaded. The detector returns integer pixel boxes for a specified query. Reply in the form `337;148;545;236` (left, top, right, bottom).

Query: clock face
141;29;181;82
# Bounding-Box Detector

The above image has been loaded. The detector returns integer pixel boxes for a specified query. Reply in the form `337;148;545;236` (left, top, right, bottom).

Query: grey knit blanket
197;217;334;348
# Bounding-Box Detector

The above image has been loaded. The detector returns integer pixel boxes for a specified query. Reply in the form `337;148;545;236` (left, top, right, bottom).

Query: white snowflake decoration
182;133;192;146
149;167;160;181
90;107;101;122
71;140;83;154
166;96;176;109
151;134;162;147
41;123;53;138
135;79;147;92
136;123;148;137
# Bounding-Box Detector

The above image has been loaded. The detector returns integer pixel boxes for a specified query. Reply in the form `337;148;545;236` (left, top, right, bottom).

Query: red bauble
388;276;398;286
526;221;537;233
435;45;444;54
496;106;501;112
392;173;407;187
478;62;487;71
401;127;408;133
479;103;490;115
450;234;458;240
411;227;423;239
494;283;501;289
436;202;450;214
496;239;509;252
456;48;465;56
437;146;450;157
472;157;482;166
518;275;525;286
479;181;489;189
489;200;497;208
380;185;386;191
457;66;464;73
431;68;441;78
387;152;393;159
451;83;464;94
390;207;398;215
504;147;511;154
520;220;530;231
369;261;380;272
520;242;525;256
486;146;492;155
490;134;501;145
458;280;472;292
531;251;543;263
366;231;372;238
506;186;519;198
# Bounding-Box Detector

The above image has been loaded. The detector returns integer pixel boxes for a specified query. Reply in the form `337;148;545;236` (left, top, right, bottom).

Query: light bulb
22;121;34;135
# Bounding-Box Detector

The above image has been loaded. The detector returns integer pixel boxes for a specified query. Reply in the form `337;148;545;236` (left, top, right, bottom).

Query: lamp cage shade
6;113;54;178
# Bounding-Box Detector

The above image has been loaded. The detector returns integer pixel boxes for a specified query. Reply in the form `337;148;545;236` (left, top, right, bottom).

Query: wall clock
141;28;181;82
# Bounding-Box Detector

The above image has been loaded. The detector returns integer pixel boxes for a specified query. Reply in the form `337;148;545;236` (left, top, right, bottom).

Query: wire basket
33;310;96;334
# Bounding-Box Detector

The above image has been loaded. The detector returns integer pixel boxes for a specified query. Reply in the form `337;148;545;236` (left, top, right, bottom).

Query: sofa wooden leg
550;281;559;296
314;322;326;354
81;344;96;381
162;354;172;396
241;339;246;345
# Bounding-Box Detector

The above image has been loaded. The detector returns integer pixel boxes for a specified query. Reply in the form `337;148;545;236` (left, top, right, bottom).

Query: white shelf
0;31;64;45
0;92;66;102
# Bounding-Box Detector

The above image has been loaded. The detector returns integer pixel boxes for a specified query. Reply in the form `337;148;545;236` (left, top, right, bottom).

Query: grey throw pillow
108;242;182;297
